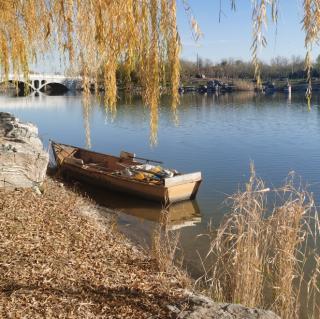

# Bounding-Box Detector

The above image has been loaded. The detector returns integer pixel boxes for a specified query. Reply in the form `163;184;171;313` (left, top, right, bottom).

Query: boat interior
70;148;137;172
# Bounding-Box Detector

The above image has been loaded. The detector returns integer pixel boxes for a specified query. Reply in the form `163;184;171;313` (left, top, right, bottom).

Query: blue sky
177;0;308;63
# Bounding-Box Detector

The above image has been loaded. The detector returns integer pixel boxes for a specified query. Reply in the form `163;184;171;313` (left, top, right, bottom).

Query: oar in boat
120;151;163;164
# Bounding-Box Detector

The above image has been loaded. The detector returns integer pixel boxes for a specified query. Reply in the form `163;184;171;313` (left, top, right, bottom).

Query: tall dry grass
151;209;191;289
202;165;319;319
152;211;180;273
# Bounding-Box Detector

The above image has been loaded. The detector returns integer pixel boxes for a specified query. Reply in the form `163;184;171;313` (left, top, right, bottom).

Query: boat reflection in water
78;183;201;246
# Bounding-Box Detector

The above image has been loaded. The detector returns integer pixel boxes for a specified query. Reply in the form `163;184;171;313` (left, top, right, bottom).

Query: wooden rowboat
51;141;202;204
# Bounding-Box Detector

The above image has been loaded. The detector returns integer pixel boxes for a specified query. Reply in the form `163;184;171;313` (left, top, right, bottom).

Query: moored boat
51;141;202;204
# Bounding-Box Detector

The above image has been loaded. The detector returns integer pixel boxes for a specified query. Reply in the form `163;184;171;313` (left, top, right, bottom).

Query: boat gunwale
51;140;202;190
51;140;141;164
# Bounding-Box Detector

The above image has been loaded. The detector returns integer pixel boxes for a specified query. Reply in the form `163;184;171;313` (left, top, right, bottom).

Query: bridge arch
0;74;81;95
39;82;69;95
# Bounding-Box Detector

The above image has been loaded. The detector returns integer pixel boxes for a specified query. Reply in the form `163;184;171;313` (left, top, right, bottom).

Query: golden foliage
250;0;278;89
0;0;181;144
2;1;320;140
301;0;320;103
0;1;49;78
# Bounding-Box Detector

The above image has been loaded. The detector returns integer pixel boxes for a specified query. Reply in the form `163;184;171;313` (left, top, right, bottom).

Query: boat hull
60;163;201;203
52;141;202;204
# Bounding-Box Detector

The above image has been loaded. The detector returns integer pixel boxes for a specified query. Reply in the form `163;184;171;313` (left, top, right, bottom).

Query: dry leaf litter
0;178;190;318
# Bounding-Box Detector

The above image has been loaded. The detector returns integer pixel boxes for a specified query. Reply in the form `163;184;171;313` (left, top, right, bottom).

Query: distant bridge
0;73;82;94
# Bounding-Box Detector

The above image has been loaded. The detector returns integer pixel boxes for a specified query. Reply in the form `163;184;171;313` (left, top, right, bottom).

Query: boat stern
164;172;202;203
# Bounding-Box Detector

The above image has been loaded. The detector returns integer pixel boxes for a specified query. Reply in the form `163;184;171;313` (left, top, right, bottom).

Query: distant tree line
180;55;320;81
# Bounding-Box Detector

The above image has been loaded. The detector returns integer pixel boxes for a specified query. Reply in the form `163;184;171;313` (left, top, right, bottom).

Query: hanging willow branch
182;0;203;41
251;0;278;90
301;0;320;103
1;0;320;143
249;0;320;103
0;0;182;144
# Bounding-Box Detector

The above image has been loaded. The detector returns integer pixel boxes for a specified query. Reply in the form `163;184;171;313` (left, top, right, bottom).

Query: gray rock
178;292;280;319
0;112;49;189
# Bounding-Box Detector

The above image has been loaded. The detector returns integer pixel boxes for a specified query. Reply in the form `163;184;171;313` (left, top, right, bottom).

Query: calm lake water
1;91;320;276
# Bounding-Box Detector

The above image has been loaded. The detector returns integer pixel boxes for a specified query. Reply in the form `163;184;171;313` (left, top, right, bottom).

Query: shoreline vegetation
0;77;315;96
0;112;318;318
0;1;319;317
0;176;281;319
0;170;319;318
201;167;320;319
2;54;320;96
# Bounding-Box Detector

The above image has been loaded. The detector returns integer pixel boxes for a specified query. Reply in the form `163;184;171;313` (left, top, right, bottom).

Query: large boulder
175;292;281;319
0;112;49;189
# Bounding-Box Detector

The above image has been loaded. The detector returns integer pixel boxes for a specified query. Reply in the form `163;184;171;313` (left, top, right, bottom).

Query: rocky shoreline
0;112;48;189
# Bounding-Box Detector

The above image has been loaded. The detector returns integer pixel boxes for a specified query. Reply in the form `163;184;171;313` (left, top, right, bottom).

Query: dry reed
151;209;191;289
202;165;320;319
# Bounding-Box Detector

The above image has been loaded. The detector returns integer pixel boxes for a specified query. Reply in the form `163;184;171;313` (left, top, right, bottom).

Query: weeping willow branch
301;0;320;104
249;0;320;103
0;0;182;144
251;0;278;90
2;0;320;142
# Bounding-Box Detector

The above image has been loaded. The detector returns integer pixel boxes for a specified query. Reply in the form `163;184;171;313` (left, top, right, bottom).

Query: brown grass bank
0;178;190;318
